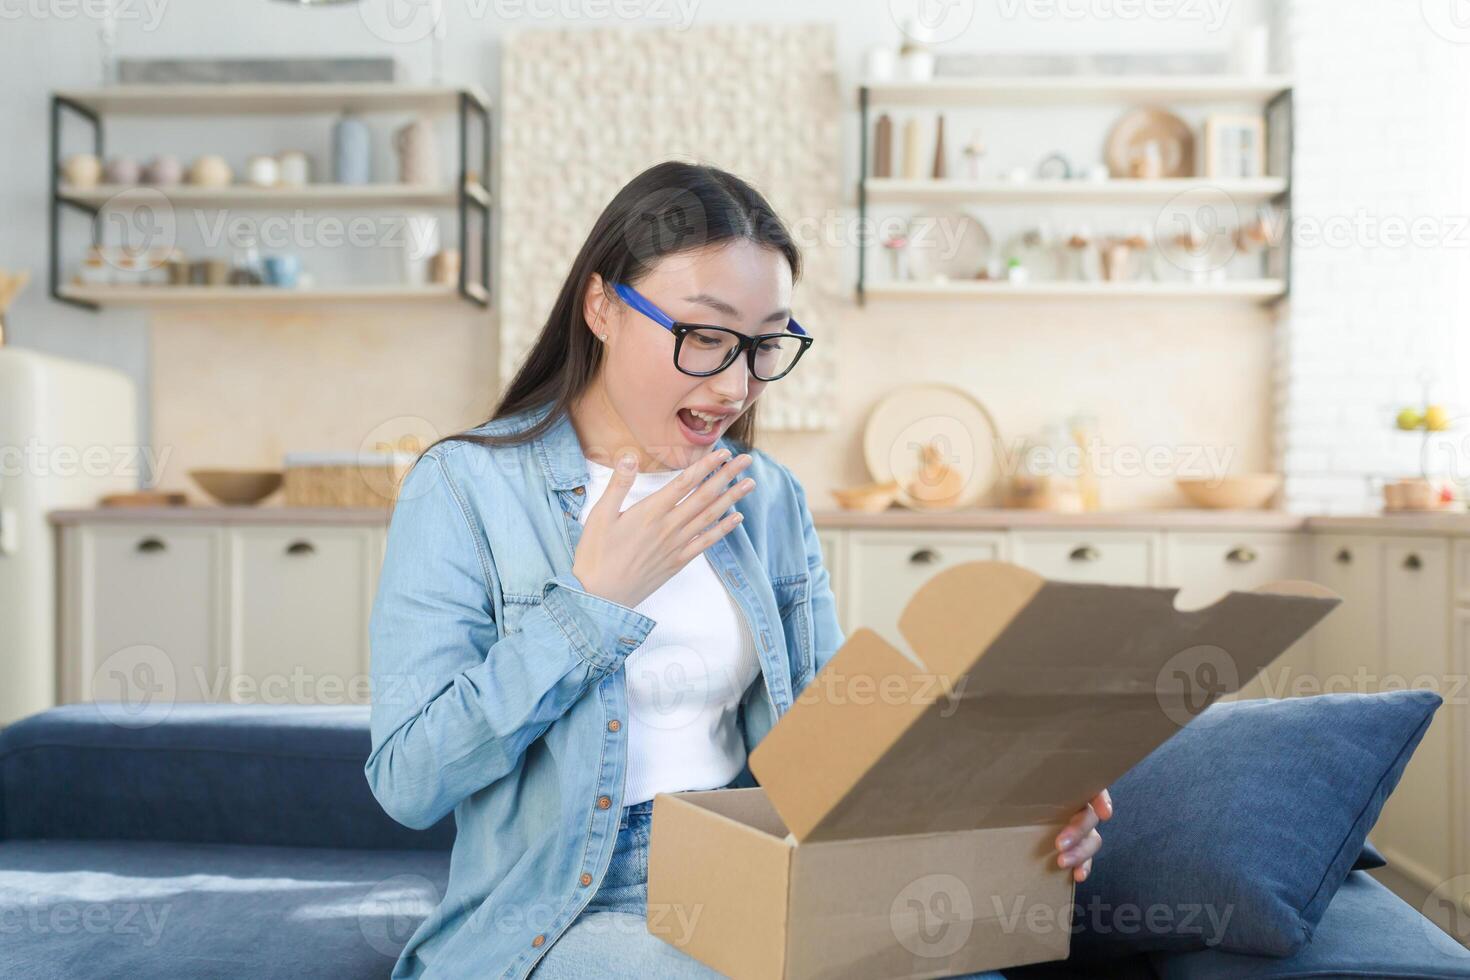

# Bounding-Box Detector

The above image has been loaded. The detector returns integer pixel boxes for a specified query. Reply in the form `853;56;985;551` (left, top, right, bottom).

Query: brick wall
1276;0;1470;513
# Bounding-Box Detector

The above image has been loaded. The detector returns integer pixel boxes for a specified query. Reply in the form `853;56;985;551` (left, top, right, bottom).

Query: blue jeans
528;796;1009;979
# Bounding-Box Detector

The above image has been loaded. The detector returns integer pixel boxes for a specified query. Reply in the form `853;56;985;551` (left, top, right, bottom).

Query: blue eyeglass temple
612;282;808;336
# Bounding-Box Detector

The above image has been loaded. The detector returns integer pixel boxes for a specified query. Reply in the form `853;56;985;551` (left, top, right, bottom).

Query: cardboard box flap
749;561;1340;843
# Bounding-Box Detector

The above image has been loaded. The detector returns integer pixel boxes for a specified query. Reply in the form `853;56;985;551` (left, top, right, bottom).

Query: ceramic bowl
831;480;901;513
189;469;283;506
1176;474;1282;510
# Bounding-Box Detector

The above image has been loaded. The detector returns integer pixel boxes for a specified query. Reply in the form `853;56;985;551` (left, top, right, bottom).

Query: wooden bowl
189;469;283;506
1176;474;1282;510
831;480;901;513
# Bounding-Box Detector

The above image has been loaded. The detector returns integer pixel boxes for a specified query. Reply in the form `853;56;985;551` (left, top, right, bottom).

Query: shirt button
580;872;593;886
532;934;546;947
607;719;621;732
573;486;585;495
597;795;612;809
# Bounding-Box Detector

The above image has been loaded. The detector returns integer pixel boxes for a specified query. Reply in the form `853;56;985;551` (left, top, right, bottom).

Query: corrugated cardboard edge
646;791;793;979
1249;578;1340;600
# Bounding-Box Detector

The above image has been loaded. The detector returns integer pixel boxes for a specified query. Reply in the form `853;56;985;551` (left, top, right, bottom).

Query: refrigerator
0;347;138;725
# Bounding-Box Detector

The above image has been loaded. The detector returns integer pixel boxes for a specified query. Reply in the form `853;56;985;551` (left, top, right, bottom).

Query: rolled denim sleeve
365;451;656;830
785;463;846;681
540;570;657;672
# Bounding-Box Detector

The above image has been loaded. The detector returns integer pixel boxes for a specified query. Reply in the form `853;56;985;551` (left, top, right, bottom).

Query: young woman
366;161;1111;980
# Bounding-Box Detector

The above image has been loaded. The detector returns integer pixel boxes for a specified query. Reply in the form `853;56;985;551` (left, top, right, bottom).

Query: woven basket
283;452;416;508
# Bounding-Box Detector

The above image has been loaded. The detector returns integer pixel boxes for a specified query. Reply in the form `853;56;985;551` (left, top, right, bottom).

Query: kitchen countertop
47;506;1470;533
48;505;1305;531
48;506;392;526
811;508;1308;531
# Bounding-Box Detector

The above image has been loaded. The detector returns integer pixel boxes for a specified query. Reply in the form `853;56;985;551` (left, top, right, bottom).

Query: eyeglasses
611;281;814;382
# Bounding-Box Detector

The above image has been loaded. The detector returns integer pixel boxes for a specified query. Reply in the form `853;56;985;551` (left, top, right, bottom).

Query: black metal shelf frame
51;96;103;311
48;88;493;311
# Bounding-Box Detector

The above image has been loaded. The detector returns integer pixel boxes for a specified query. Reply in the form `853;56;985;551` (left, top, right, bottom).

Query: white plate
862;383;1002;510
904;210;991;282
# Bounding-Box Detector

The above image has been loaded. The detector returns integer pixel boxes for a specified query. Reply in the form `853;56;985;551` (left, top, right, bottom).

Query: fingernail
618;454;636;471
1059;835;1073;849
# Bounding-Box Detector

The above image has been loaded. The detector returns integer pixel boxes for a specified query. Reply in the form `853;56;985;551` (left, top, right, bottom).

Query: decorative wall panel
500;23;840;429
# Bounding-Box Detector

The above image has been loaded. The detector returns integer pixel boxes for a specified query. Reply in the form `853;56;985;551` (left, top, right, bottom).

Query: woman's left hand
1055;789;1113;883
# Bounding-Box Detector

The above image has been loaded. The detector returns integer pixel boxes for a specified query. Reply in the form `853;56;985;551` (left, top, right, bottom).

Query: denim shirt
365;400;845;979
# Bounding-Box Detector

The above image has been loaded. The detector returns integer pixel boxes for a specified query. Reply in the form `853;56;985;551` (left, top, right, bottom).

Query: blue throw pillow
1071;691;1442;959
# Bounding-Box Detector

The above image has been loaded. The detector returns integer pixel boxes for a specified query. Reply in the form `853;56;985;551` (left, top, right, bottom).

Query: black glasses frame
611;281;814;382
669;323;815;382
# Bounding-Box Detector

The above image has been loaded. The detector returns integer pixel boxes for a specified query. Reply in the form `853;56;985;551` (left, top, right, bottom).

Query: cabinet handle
286;540;316;557
1403;553;1422;571
909;548;941;566
1069;545;1100;563
1335;548;1352;565
135;537;166;554
1226;546;1257;564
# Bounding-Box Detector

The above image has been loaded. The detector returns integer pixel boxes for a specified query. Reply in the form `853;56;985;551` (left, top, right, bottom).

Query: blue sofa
2;702;1467;979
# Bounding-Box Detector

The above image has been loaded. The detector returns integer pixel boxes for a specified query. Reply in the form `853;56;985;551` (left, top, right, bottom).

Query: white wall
1276;0;1470;513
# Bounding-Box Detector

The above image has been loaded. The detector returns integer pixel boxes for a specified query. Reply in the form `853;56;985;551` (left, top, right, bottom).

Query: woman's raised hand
571;447;755;609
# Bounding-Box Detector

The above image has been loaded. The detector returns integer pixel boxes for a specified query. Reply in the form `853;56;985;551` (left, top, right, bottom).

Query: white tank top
577;455;762;805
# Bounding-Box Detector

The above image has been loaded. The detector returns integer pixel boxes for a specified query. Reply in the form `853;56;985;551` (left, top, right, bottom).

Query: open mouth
677;407;724;435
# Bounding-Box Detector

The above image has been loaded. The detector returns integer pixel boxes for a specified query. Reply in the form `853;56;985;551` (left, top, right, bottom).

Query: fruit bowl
1176;474;1282;510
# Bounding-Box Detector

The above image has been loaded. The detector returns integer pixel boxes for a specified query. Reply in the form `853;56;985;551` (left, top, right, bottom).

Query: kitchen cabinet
842;529;1008;644
814;528;847;631
1010;530;1159;585
59;524;226;706
58;522;378;707
225;527;381;706
1310;532;1461;900
1163;532;1313;701
1376;537;1454;892
1311;535;1383;693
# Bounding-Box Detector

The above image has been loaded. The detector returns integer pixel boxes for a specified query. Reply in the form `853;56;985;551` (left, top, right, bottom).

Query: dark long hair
424;161;803;458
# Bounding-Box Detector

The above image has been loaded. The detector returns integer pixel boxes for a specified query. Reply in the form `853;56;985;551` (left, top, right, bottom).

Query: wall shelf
57;283;484;307
861;75;1294;107
855;77;1294;305
863;176;1288;206
51;84;489;116
57;183;489;209
863;280;1287;303
50;85;492;311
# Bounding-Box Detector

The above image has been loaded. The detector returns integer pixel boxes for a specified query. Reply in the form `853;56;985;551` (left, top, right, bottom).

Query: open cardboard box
646;560;1340;979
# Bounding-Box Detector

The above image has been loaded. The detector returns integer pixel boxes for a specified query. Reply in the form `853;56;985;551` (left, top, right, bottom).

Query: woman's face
582;239;794;471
